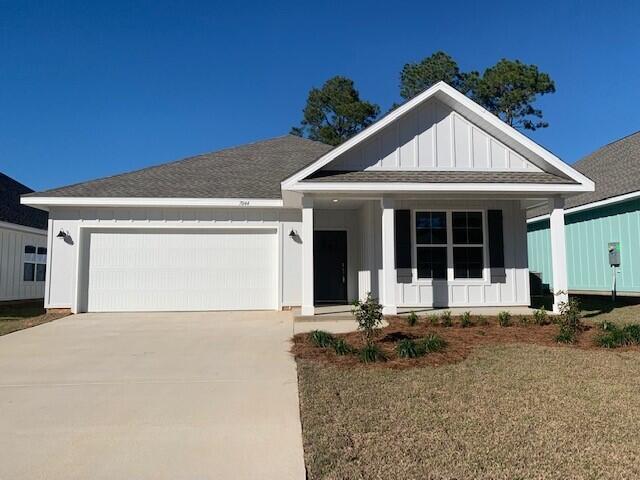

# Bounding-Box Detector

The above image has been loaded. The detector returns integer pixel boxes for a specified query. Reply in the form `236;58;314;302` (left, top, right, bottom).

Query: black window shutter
394;210;412;269
487;210;506;282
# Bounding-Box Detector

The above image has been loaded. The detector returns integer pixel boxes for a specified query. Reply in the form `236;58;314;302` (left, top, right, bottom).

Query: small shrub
309;330;335;348
517;315;530;326
476;315;488;326
396;338;423;358
594;323;640;348
555;328;577;344
352;293;384;346
622;324;640;344
599;320;616;331
359;344;386;363
533;307;550;325
406;311;419;327
427;313;440;326
332;338;354;355
595;328;628;348
556;298;583;344
441;310;453;327
498;311;511;327
421;333;447;353
460;311;472;328
558;298;582;330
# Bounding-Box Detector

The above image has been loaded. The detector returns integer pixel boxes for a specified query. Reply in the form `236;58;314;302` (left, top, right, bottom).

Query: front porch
299;195;569;316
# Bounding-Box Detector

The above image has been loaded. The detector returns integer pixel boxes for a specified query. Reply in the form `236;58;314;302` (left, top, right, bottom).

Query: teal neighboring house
527;132;640;296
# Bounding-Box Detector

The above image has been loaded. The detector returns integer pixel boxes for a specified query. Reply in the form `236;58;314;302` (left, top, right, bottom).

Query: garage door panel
85;229;278;312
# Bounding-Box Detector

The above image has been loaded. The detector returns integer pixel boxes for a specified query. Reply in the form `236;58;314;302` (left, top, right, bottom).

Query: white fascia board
288;182;591;193
281;82;594;192
21;197;284;209
527;190;640;223
0;220;47;235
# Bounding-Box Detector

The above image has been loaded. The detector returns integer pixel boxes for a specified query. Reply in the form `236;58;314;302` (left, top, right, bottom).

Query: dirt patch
291;315;638;368
0;301;70;336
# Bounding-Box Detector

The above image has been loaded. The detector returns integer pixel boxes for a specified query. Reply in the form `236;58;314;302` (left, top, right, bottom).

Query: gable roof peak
282;82;594;191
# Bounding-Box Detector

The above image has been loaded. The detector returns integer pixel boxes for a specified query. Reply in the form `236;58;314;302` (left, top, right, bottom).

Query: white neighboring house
22;82;593;315
1;173;48;302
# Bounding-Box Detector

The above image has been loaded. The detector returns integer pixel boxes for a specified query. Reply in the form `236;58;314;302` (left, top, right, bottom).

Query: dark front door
314;230;348;304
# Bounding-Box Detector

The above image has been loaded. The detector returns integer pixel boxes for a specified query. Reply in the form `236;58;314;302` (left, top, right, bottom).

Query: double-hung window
23;245;47;282
452;212;484;279
414;210;485;281
415;212;447;280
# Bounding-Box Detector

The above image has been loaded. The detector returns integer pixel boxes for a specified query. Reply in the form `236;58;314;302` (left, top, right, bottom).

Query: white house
22;83;593;315
1;173;48;302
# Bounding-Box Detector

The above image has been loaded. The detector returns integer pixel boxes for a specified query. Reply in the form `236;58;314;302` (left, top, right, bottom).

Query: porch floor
293;305;542;323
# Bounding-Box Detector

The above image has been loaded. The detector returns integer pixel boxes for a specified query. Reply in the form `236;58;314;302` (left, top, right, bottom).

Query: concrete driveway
0;311;305;480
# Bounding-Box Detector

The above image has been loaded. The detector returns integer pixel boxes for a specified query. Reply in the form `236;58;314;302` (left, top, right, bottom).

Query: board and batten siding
327;98;541;172
353;199;530;308
0;224;47;301
527;198;640;294
45;206;304;310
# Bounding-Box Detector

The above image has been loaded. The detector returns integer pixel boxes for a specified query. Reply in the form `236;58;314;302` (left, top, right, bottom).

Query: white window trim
412;209;489;285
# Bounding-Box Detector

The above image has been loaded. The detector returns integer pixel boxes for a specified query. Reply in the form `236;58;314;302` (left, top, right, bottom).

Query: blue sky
1;0;638;191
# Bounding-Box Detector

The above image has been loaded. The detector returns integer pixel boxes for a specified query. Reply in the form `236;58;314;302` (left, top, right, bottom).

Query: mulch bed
291;315;638;369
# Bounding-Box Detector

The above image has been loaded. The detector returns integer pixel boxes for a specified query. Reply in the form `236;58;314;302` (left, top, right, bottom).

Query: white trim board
527;190;640;223
290;182;589;193
21;197;284;210
0;220;47;235
281;82;594;192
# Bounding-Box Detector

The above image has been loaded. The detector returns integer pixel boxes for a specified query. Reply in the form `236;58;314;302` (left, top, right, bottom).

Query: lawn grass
0;301;67;336
296;296;640;479
298;345;640;479
578;295;640;326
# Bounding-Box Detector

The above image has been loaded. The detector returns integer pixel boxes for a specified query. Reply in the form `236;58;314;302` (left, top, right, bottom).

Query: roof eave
285;181;592;194
20;196;284;209
0;219;48;234
527;189;640;223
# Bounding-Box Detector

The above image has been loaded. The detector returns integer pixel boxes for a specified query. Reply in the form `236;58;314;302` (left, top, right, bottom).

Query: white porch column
358;201;376;301
381;198;397;315
301;197;315;316
549;196;568;313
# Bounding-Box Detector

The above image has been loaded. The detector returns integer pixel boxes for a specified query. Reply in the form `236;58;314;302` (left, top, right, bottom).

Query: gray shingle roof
304;170;577;184
25;135;334;199
565;131;640;207
527;131;640;218
0;173;47;230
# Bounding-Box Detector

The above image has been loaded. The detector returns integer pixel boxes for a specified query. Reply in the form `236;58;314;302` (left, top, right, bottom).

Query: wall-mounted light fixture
57;229;71;241
55;229;74;245
289;229;298;238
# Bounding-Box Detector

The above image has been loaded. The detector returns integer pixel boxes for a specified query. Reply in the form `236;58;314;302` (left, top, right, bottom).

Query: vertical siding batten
327;98;542;172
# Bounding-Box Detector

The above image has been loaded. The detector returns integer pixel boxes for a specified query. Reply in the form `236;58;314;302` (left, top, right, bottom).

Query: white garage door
84;229;278;312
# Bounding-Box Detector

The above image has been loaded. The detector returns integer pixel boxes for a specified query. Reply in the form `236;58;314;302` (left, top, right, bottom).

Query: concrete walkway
0;311;305;480
294;305;541;322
